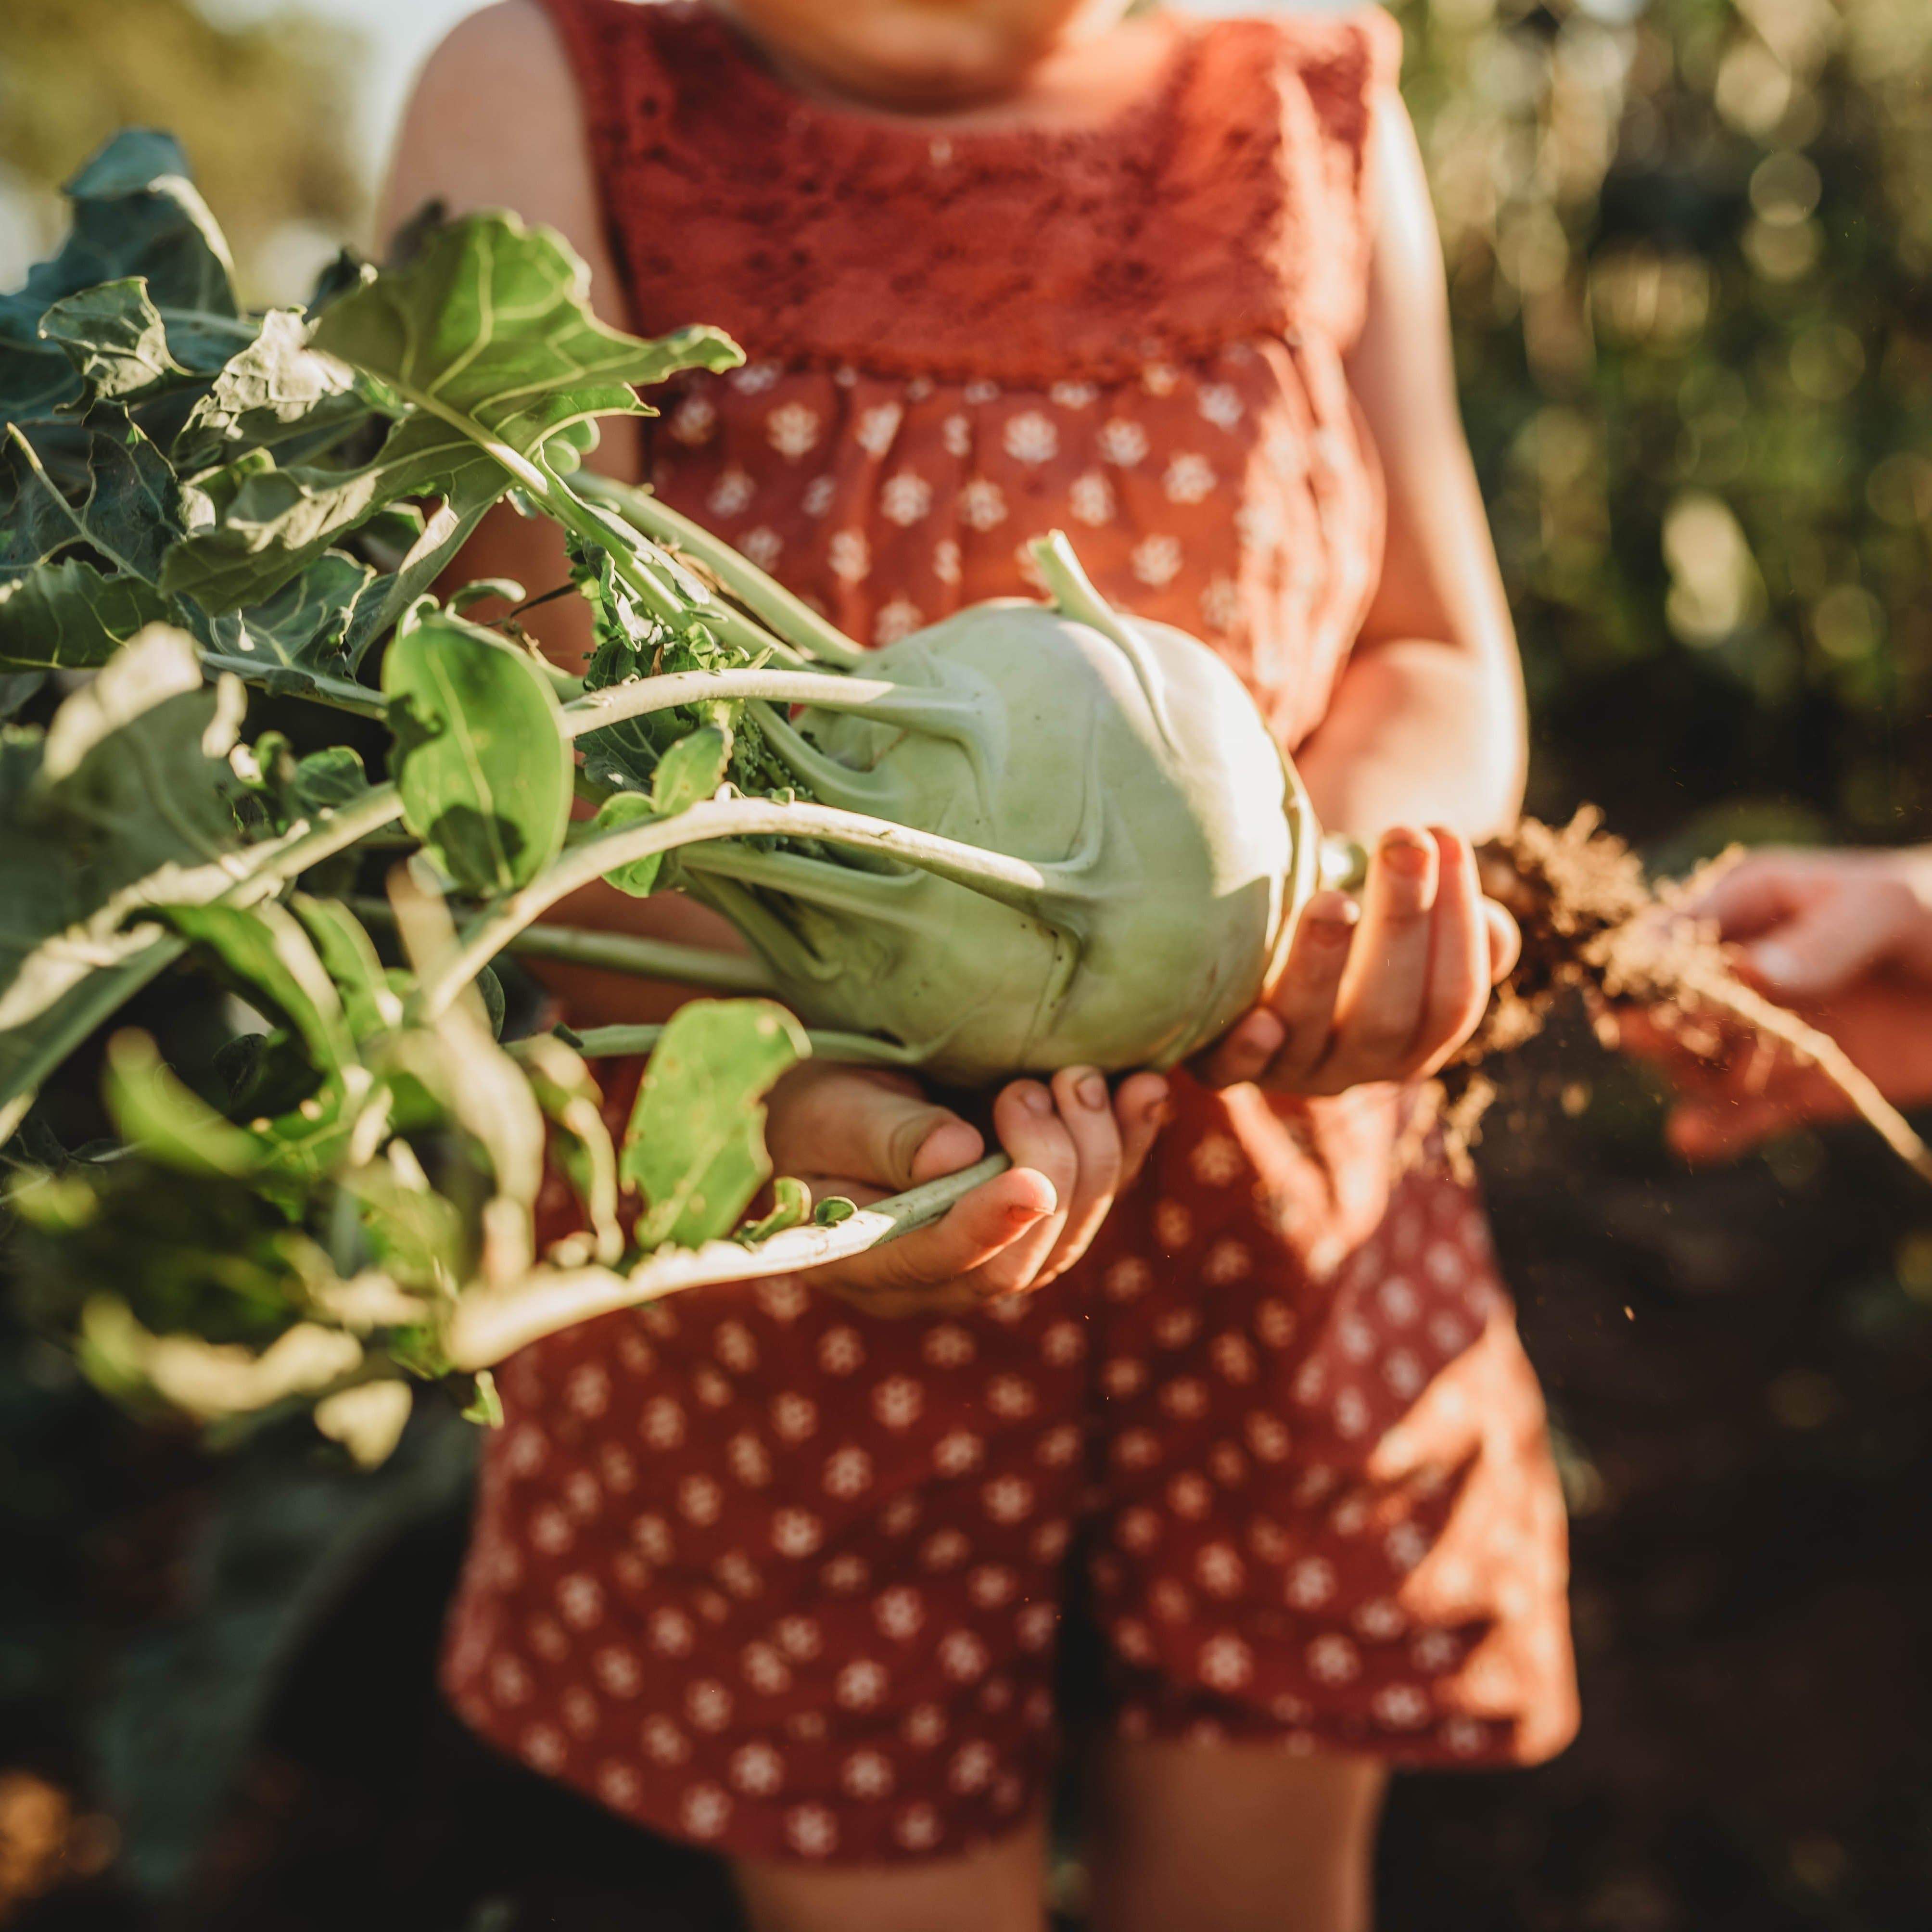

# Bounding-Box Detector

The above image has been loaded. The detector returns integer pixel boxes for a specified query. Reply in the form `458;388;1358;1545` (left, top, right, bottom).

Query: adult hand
1623;978;1932;1160
1197;826;1518;1095
1684;844;1932;1002
766;1062;1169;1316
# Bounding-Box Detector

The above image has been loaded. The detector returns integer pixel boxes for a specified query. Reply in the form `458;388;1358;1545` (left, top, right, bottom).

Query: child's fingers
1484;898;1521;982
1313;828;1438;1090
1410;829;1488;1076
966;1080;1078;1299
765;1064;983;1193
1195;891;1356;1089
816;1165;1056;1308
1032;1066;1126;1282
1114;1071;1171;1187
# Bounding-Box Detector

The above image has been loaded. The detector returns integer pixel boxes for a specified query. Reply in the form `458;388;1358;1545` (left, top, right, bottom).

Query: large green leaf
0;132;237;423
621;999;808;1248
162;426;506;616
37;278;242;410
382;609;572;894
0;627;245;1119
307;213;739;467
170;307;369;475
162;214;739;613
161;902;357;1079
0;417;180;584
186;549;383;694
0;557;169;672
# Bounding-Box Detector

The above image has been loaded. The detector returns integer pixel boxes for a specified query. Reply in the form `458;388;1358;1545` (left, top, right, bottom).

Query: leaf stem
200;652;390;719
346;897;776;992
419;795;1056;1017
444;1153;1009;1368
568;1021;917;1066
561;666;898;735
575;473;868;669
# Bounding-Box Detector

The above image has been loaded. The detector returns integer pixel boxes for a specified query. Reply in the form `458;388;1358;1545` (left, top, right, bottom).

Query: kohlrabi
485;478;1333;1086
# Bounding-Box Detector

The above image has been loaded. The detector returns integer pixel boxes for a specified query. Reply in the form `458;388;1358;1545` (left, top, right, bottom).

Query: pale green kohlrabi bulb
673;551;1322;1086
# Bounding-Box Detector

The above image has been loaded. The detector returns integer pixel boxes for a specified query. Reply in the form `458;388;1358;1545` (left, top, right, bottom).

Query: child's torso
537;0;1399;748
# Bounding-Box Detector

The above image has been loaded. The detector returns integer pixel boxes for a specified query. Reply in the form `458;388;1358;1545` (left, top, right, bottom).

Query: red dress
442;0;1577;1864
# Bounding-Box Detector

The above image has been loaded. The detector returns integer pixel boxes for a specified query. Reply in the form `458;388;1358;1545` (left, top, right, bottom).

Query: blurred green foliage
0;0;366;304
1395;0;1932;850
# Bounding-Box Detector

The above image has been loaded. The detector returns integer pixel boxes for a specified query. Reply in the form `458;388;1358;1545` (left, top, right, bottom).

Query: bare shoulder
379;0;596;246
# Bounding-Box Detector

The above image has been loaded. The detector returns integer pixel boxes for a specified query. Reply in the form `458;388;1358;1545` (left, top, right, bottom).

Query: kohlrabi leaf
449;577;524;614
383;609;572;894
288;746;373;817
306;212;741;471
736;1174;812;1245
169;308;370;475
0;557;170;672
620;998;808;1248
162;432;506;617
582;792;664;897
102;1029;266;1178
37;278;240;409
163;214;740;615
289;894;400;1042
0;627;244;1123
161;901;358;1078
651;726;730;815
1;417;180;585
186;549;383;695
0;131;237;424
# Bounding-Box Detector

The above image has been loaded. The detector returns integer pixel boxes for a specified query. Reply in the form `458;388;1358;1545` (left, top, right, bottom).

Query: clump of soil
1434;810;1932;1183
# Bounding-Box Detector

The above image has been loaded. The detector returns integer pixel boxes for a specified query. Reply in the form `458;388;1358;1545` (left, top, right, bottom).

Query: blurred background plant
3;2;1931;1929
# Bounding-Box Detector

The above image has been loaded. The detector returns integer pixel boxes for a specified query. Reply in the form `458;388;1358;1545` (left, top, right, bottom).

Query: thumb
767;1067;984;1193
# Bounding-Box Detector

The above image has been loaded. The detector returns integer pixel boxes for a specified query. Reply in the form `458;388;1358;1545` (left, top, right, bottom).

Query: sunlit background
5;3;1932;1928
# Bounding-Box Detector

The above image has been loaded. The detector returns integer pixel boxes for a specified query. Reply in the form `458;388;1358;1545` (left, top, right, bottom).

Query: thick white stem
444;1153;1009;1367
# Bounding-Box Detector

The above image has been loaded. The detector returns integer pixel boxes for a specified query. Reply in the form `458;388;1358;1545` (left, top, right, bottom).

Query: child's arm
379;0;630;678
1200;89;1525;1097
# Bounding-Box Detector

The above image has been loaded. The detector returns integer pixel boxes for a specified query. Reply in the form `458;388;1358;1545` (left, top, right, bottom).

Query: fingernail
1076;1073;1108;1110
1379;830;1432;876
1244;1015;1286;1057
1006;1202;1048;1226
1018;1082;1053;1115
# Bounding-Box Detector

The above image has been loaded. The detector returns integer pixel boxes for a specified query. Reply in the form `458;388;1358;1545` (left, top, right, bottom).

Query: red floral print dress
440;0;1578;1866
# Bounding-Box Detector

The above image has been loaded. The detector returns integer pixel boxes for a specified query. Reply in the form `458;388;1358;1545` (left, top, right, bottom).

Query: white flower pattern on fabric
1003;411;1059;465
880;470;933;526
766;402;820;459
874;598;924;645
1131;535;1184;588
707;468;754;517
958;479;1008;531
932;537;962;585
669;393;716;445
855;403;904;457
1069;470;1116;526
1097;418;1150;467
739;526;782;570
826;531;870;584
1164;453;1218;503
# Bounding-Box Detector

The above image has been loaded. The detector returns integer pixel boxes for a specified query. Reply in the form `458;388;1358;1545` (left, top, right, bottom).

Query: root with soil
1428;810;1932;1183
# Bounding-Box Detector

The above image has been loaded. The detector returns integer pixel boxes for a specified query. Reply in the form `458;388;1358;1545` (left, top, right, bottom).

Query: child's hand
1685;844;1932;1002
1198;826;1518;1096
765;1062;1169;1316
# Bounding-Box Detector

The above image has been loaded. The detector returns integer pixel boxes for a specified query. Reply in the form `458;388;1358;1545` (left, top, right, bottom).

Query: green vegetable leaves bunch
0;133;1319;1462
